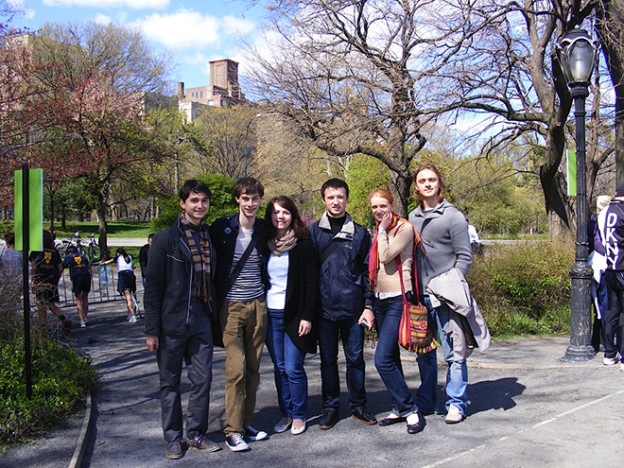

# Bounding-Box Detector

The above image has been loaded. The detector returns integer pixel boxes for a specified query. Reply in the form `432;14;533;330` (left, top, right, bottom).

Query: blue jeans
266;309;308;419
373;295;418;416
424;296;468;415
318;316;366;411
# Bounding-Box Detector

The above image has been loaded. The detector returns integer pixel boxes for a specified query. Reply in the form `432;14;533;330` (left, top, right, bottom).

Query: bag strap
320;239;341;265
223;234;258;294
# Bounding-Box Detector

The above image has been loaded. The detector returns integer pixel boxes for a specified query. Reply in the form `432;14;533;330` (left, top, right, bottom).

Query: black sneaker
244;425;267;441
351;407;377;425
318;408;339;430
165;440;184;460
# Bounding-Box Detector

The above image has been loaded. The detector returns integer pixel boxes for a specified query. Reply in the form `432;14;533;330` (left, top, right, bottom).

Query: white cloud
93;13;112;25
92;12;127;25
42;0;169;9
131;8;223;50
222;15;255;36
8;0;35;18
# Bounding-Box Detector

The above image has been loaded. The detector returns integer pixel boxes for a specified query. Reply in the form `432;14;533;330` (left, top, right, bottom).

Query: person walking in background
139;233;154;287
30;230;69;332
264;196;318;436
62;245;91;328
589;195;611;352
409;164;473;424
598;183;624;370
210;177;269;452
367;188;427;434
144;179;220;460
100;248;138;323
0;233;23;329
308;178;377;430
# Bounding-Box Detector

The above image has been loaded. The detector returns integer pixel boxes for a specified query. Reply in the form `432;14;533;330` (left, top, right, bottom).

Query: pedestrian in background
62;245;91;328
139;233;154;287
100;248;137;323
30;230;69;332
598;183;624;370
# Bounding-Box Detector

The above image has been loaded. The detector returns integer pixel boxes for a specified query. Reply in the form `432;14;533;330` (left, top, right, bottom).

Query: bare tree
425;0;614;238
246;0;479;216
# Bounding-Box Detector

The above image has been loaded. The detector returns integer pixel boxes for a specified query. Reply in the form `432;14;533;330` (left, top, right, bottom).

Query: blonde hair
596;195;611;213
368;188;394;205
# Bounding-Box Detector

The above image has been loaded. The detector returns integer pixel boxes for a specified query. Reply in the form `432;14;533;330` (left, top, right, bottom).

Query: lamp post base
559;344;595;362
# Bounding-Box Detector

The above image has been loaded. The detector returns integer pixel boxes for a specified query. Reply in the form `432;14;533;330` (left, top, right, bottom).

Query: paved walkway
2;296;623;468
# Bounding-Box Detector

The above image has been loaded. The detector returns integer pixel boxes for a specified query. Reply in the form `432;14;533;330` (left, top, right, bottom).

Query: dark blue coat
308;213;373;321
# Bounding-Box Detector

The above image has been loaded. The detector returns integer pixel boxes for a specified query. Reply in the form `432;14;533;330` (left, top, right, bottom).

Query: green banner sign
567;149;577;197
14;168;43;252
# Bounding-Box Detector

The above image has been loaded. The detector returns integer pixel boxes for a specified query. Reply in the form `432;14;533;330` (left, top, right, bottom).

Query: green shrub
467;241;574;337
0;337;97;445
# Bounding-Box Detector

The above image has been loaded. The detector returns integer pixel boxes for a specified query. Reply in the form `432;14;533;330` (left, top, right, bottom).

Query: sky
7;0;267;90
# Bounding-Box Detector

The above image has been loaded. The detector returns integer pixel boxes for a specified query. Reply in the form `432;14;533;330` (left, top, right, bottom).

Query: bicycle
81;232;98;261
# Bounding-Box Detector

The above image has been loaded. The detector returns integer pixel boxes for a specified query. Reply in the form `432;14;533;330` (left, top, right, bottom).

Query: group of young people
143;163;475;460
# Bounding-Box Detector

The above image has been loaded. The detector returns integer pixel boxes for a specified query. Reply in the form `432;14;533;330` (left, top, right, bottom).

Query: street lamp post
243;114;261;177
556;28;600;362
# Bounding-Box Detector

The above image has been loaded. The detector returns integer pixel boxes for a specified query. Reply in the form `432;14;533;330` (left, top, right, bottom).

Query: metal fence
57;264;142;308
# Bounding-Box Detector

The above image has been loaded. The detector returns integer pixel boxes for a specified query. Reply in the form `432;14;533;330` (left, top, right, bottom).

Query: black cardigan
271;237;319;354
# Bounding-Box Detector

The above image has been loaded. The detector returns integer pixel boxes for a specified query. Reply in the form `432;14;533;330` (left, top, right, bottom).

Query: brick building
178;59;246;121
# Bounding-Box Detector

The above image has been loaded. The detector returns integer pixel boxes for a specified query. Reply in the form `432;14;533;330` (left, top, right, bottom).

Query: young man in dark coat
144;180;219;460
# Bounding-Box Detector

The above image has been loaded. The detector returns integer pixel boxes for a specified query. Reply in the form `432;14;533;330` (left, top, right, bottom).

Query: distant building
178;59;247;121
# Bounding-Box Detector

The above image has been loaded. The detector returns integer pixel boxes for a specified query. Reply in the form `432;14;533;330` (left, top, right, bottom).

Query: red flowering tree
1;21;170;255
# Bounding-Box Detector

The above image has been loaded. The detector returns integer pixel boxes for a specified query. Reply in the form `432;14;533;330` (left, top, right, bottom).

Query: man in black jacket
210;177;269;452
308;178;377;430
144;180;220;460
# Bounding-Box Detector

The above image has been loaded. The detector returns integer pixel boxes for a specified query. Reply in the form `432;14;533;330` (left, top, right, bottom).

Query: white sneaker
126;313;132;321
225;434;249;452
83;317;88;325
129;316;137;323
244;425;267;441
603;356;618;366
445;404;464;424
80;322;86;328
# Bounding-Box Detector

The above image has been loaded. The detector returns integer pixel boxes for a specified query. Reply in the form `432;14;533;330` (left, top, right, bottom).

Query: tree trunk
388;170;412;218
595;0;624;187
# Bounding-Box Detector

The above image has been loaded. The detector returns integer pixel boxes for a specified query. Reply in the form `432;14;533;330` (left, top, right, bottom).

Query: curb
68;389;94;468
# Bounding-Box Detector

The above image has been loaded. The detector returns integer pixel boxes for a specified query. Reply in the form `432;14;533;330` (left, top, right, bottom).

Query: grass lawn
45;221;152;238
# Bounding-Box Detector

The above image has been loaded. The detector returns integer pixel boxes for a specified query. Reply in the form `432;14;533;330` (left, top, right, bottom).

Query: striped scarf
180;214;211;302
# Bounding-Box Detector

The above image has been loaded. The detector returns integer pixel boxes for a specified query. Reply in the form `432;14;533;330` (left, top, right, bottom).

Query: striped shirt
225;227;265;301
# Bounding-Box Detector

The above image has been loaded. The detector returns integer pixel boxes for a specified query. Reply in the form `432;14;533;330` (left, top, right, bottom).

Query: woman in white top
265;196;318;436
100;248;137;323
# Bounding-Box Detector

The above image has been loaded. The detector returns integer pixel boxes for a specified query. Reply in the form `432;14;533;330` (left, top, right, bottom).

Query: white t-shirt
266;251;289;310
